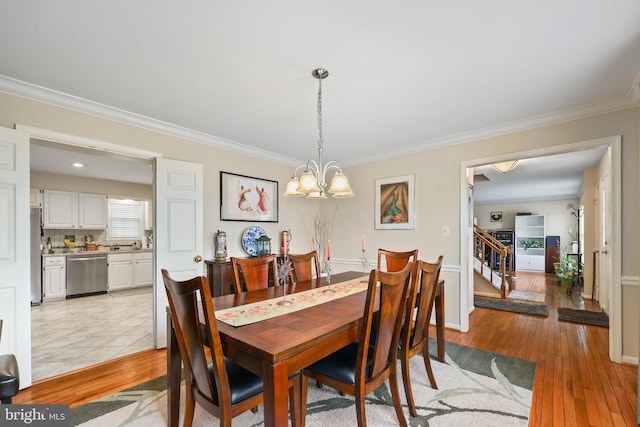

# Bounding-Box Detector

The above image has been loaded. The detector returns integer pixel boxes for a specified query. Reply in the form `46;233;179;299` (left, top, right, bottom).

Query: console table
204;256;284;296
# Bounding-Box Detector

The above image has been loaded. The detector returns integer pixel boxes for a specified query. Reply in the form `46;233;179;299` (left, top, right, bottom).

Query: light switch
442;226;450;237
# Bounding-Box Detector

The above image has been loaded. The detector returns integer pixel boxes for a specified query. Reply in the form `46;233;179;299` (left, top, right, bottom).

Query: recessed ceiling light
72;162;85;168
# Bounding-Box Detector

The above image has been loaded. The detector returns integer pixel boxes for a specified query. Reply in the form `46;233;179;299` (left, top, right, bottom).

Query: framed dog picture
220;171;278;222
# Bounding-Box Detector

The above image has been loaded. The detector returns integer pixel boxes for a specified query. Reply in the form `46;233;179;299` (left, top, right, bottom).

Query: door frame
459;135;622;363
16;124;163;371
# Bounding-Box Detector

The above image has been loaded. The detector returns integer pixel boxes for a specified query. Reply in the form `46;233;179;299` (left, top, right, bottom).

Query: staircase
473;225;514;298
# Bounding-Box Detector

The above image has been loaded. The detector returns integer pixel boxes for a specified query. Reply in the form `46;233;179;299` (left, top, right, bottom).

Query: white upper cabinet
43;190;108;229
43;190;77;229
78;193;108;229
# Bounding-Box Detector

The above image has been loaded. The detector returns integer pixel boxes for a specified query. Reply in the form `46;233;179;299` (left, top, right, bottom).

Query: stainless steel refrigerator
31;207;42;305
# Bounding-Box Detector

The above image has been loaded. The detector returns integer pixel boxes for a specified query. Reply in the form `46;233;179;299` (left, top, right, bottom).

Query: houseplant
553;255;577;286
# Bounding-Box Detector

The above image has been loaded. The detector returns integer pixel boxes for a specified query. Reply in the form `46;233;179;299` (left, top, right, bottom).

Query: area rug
474;296;549;317
507;290;546;303
70;341;535;426
558;308;609;328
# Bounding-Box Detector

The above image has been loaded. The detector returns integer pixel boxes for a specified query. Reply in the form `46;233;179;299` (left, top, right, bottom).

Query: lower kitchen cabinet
43;256;66;301
108;251;153;291
133;252;153;287
108;253;133;291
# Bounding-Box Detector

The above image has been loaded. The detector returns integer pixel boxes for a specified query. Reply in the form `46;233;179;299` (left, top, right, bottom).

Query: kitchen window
108;198;144;240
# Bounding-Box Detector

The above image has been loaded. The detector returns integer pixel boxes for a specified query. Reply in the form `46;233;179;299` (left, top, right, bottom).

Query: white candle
361;235;366;251
327;240;331;259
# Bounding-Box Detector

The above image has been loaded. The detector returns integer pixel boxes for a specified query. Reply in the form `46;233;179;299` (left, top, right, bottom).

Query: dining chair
300;263;413;427
287;251;321;283
398;256;443;417
0;319;20;404
231;254;279;293
161;269;301;427
377;248;418;273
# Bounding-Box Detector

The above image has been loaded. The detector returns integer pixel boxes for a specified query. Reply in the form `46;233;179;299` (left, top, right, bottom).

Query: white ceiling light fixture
72;162;85;168
283;68;354;199
491;160;519;173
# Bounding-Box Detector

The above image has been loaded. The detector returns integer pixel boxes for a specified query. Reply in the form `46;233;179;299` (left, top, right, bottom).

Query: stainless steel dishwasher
66;253;108;297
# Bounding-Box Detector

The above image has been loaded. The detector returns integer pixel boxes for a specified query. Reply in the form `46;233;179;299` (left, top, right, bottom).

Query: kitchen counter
42;248;153;256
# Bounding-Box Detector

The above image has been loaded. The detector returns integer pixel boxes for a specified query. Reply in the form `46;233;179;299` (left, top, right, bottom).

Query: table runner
215;277;368;327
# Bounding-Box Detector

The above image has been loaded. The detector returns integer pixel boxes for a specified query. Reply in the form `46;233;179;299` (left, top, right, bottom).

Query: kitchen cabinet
144;200;153;231
107;253;133;291
78;193;108;229
43;190;108;229
43;256;66;301
30;188;42;207
133;252;153;287
43;190;77;229
108;251;153;291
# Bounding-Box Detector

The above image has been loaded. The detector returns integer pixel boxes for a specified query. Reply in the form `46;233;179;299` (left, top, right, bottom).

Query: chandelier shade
491;160;519;173
283;68;354;199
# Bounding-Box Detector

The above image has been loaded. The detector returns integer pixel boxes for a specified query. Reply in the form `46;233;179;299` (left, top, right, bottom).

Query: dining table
166;270;446;427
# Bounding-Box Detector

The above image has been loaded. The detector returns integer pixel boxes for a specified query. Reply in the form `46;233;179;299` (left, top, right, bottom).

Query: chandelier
283;68;354;199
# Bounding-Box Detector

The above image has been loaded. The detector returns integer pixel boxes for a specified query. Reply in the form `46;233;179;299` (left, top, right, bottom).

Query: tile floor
30;287;154;382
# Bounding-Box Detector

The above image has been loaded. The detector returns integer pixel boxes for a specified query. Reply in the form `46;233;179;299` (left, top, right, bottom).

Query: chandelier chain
317;79;323;150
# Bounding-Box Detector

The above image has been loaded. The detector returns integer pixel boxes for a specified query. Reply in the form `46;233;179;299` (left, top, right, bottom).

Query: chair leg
388;371;408;427
400;354;417;417
422;345;438;389
354;388;368;427
183;384;196;427
0;397;12;404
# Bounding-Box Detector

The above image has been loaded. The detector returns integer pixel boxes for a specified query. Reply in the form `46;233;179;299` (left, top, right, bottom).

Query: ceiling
3;2;640;202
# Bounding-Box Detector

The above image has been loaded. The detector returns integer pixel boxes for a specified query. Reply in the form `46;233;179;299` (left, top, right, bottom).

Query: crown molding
347;89;639;167
1;74;637;169
0;75;302;166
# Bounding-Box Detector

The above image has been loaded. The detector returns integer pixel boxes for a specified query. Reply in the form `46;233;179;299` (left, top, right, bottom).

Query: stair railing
473;224;513;297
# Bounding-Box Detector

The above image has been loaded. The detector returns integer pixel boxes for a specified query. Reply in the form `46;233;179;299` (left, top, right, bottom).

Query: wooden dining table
167;270;445;427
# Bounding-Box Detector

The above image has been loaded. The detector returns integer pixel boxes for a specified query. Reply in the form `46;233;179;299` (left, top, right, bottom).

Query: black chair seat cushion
0;354;19;399
210;357;263;405
306;342;374;384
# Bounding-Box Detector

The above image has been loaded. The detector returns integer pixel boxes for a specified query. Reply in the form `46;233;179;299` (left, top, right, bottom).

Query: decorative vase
215;230;227;260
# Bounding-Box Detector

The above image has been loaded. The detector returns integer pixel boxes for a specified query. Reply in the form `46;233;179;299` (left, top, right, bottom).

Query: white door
154;158;203;348
0;126;31;388
597;173;612;313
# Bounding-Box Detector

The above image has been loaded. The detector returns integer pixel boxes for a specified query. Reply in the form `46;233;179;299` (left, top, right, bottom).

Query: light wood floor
14;272;638;426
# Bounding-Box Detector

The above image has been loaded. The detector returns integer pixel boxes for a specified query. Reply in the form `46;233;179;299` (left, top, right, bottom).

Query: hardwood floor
14;272;638;426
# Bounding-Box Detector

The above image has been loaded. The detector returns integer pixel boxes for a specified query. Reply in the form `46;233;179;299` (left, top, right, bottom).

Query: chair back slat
287;251;321;282
360;263;412;379
162;270;229;405
410;257;443;347
377;249;418;272
231;255;278;293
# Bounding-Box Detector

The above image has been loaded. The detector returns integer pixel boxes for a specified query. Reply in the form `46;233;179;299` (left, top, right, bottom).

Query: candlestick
360;249;371;283
322;257;335;293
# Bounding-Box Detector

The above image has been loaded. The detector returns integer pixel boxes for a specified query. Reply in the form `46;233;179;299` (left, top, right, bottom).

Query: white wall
0;91;637;361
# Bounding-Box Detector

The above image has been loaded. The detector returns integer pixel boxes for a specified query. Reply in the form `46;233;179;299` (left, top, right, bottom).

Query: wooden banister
473;224;513;297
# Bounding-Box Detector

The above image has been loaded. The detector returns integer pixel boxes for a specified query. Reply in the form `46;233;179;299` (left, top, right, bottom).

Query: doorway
29;136;155;381
460;135;622;363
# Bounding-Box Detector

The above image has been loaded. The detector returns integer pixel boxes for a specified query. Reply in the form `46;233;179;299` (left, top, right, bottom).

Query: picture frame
220;171;278;222
490;211;503;222
375;174;415;229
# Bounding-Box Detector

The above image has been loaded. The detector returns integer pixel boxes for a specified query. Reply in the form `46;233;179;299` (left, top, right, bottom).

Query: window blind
108;199;143;240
